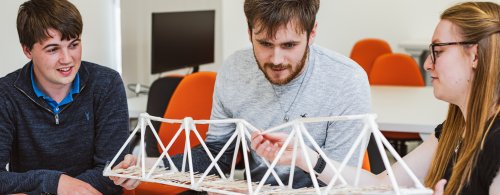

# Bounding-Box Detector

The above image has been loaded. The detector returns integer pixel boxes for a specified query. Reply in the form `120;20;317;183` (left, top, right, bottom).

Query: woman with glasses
251;2;500;194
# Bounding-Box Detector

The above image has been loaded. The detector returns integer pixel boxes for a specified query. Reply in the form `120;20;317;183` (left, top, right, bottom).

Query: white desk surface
127;86;449;135
371;86;448;135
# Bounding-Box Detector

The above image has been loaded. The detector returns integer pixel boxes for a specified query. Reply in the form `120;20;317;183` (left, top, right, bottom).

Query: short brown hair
244;0;320;39
17;0;82;50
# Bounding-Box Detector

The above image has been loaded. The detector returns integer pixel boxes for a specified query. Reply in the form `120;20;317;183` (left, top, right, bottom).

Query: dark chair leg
400;141;408;156
367;134;385;174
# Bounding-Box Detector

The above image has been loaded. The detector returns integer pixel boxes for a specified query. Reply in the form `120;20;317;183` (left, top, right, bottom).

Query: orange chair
362;151;371;171
144;75;184;157
157;72;216;156
134;72;217;195
122;189;135;195
370;53;424;156
350;38;392;79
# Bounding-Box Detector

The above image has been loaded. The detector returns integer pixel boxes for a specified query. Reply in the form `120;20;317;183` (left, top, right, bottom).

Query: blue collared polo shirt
30;64;80;114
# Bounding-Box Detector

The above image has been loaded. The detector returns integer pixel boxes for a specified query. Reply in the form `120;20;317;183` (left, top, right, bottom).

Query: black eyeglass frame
429;41;476;64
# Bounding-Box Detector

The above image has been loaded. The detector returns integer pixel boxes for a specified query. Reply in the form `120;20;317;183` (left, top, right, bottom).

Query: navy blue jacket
0;61;129;194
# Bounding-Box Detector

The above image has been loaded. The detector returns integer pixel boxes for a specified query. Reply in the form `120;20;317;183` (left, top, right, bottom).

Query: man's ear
246;18;253;43
22;45;33;60
309;22;318;45
308;22;318;46
248;28;253;42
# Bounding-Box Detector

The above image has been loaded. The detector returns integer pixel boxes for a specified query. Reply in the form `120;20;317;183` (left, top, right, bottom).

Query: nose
270;48;285;65
59;48;72;65
423;54;433;71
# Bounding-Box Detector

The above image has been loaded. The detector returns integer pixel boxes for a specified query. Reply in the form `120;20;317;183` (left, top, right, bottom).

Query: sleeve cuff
41;171;63;194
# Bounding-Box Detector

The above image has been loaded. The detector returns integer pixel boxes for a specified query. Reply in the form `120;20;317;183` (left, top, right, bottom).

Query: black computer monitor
151;10;215;74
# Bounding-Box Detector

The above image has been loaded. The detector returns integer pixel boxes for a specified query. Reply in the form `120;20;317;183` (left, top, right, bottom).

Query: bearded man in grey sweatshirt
112;0;370;189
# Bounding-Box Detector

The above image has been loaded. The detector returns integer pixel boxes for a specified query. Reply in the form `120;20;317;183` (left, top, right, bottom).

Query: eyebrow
255;38;300;45
42;44;59;50
41;38;81;50
431;38;441;43
70;38;81;44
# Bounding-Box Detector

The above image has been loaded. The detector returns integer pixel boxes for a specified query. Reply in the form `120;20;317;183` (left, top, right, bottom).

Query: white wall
0;0;121;77
219;0;496;58
316;0;461;55
121;0;222;88
124;0;485;88
221;0;249;60
0;1;26;77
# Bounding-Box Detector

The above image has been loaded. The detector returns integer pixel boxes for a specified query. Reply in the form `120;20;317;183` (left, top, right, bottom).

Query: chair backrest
350;38;392;76
365;134;385;174
369;53;425;86
144;76;184;157
157;72;217;155
362;151;370;171
370;53;424;156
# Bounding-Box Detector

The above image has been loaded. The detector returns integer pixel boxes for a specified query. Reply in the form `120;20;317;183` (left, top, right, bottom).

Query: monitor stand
192;65;199;73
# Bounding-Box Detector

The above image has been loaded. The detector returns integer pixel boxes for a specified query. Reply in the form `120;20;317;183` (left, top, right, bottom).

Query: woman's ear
471;44;478;69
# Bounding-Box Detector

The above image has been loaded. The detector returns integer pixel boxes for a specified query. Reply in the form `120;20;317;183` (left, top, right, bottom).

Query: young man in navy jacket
0;0;129;194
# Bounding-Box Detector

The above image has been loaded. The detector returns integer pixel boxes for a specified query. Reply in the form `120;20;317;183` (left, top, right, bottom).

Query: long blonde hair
424;2;500;194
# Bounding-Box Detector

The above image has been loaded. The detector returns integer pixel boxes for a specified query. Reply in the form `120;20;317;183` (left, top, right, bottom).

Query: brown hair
244;0;319;39
424;2;500;194
17;0;82;50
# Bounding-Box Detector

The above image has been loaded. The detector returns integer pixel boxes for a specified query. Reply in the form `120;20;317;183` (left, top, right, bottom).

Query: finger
113;156;134;170
251;131;261;140
254;140;265;156
262;133;287;142
263;141;274;156
271;143;284;163
261;141;275;159
132;179;141;189
114;177;128;185
433;179;447;195
259;141;270;158
130;157;137;168
123;179;141;190
109;176;117;181
112;161;124;170
251;134;264;150
255;140;270;157
272;143;280;157
124;154;136;167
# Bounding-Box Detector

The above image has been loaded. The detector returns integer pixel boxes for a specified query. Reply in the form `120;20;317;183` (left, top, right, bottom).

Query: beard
256;46;309;85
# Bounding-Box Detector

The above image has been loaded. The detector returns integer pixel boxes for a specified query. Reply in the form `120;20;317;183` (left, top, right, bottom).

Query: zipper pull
55;114;60;125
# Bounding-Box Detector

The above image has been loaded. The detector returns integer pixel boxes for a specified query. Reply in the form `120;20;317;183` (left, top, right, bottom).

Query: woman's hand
433;179;446;195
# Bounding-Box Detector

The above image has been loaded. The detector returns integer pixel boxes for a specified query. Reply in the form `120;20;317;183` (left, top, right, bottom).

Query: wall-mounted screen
151;10;215;74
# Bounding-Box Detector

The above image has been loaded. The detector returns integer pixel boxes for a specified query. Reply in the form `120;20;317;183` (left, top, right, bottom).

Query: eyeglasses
428;41;476;64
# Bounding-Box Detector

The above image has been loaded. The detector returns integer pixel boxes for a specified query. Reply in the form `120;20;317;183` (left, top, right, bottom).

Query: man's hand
251;131;319;170
433;179;446;195
251;131;297;165
109;154;141;190
57;174;102;195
